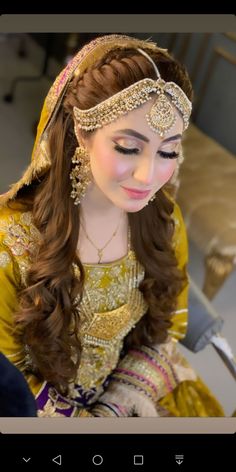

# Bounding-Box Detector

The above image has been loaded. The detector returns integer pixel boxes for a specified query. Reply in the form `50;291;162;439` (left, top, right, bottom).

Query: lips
122;186;151;200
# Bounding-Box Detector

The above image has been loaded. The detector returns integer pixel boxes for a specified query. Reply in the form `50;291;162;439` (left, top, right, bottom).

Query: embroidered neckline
82;250;132;268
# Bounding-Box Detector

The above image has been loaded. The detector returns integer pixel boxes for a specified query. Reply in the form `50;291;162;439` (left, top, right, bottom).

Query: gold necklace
80;210;124;263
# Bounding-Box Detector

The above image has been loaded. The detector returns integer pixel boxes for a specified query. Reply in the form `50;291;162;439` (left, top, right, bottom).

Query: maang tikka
70;126;92;205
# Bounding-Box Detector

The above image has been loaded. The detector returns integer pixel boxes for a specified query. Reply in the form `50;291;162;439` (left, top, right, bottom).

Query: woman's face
81;98;184;213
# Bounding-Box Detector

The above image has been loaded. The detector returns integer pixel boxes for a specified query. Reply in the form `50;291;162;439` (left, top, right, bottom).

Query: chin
111;195;148;213
124;201;147;213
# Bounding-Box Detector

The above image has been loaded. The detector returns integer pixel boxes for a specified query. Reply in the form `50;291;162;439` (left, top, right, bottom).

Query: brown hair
9;45;193;393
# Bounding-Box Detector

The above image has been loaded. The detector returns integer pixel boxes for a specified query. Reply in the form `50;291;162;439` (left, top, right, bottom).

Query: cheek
93;149;130;180
156;160;178;182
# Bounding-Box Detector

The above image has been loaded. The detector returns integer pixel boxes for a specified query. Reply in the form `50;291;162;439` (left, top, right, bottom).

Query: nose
133;155;155;187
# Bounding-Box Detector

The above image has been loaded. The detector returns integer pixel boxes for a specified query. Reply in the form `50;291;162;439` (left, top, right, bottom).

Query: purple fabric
36;382;74;417
35;379;108;416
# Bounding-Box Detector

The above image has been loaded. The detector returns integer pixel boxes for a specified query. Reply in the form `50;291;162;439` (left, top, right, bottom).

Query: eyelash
159;150;179;159
114;144;179;160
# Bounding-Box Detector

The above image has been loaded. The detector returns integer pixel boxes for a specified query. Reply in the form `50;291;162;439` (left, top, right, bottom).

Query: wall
132;33;236;156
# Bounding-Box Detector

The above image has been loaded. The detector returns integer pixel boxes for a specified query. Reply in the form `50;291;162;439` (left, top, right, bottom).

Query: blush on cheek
98;151;131;180
157;161;177;183
93;150;116;179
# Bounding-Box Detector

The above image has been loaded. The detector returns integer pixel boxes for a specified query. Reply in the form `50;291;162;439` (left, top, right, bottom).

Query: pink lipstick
122;186;151;200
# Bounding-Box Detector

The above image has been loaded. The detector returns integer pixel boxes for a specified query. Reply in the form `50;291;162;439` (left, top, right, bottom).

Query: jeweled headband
73;48;192;138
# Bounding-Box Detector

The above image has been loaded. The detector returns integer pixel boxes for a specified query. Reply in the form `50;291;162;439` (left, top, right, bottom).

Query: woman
0;34;224;417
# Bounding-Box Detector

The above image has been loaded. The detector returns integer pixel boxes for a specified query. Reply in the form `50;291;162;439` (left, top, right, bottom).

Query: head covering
0;34;185;209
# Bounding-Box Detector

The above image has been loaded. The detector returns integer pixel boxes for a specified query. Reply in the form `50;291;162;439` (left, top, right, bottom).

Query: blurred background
0;32;235;415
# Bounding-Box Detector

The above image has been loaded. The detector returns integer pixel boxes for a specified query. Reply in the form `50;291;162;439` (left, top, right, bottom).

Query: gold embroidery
37;387;75;417
86;308;132;341
0;250;11;267
0;207;187;395
1;209;149;392
76;291;148;389
78;262;133;313
37;400;65;417
0;212;40;260
0;211;41;286
77;409;93;417
83;289;147;344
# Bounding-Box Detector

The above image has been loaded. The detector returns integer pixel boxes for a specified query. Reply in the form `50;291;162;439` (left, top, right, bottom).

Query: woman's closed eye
114;143;179;159
114;143;140;155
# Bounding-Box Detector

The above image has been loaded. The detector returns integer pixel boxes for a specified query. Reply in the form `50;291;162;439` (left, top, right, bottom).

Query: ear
73;122;92;153
74;121;85;146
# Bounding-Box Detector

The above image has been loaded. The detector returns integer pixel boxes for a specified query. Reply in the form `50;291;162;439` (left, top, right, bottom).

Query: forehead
96;98;184;141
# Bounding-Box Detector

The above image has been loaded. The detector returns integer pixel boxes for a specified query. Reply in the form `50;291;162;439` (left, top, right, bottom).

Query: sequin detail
0;250;11;268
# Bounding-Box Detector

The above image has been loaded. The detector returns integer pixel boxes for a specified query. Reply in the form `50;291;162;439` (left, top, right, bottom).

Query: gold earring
145;193;156;207
70;146;91;205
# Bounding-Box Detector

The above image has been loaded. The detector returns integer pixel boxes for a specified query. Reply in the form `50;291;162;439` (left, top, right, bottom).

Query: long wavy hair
8;45;193;393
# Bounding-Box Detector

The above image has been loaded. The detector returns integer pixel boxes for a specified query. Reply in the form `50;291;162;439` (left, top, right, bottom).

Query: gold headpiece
73;48;192;138
74;78;191;138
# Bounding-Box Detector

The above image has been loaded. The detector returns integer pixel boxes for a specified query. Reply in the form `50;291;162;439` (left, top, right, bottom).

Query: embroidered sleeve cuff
110;342;180;403
110;340;197;405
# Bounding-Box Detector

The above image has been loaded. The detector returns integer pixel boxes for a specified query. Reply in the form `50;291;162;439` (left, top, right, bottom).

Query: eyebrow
115;128;182;143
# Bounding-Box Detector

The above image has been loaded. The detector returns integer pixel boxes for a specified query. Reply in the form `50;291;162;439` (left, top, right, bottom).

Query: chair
181;276;236;382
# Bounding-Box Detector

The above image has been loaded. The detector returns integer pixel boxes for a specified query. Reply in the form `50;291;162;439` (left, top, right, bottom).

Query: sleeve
0;240;73;416
0;238;122;417
167;200;189;342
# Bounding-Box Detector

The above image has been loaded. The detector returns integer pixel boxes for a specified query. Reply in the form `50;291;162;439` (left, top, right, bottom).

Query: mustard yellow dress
0;201;224;417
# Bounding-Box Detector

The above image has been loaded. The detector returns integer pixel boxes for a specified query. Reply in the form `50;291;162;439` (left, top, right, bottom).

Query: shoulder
163;190;184;224
0;200;29;223
172;200;185;233
0;201;41;283
165;194;188;266
163;190;186;237
0;201;36;246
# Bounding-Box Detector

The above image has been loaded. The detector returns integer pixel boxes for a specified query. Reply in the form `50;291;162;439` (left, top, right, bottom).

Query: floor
0;34;235;416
